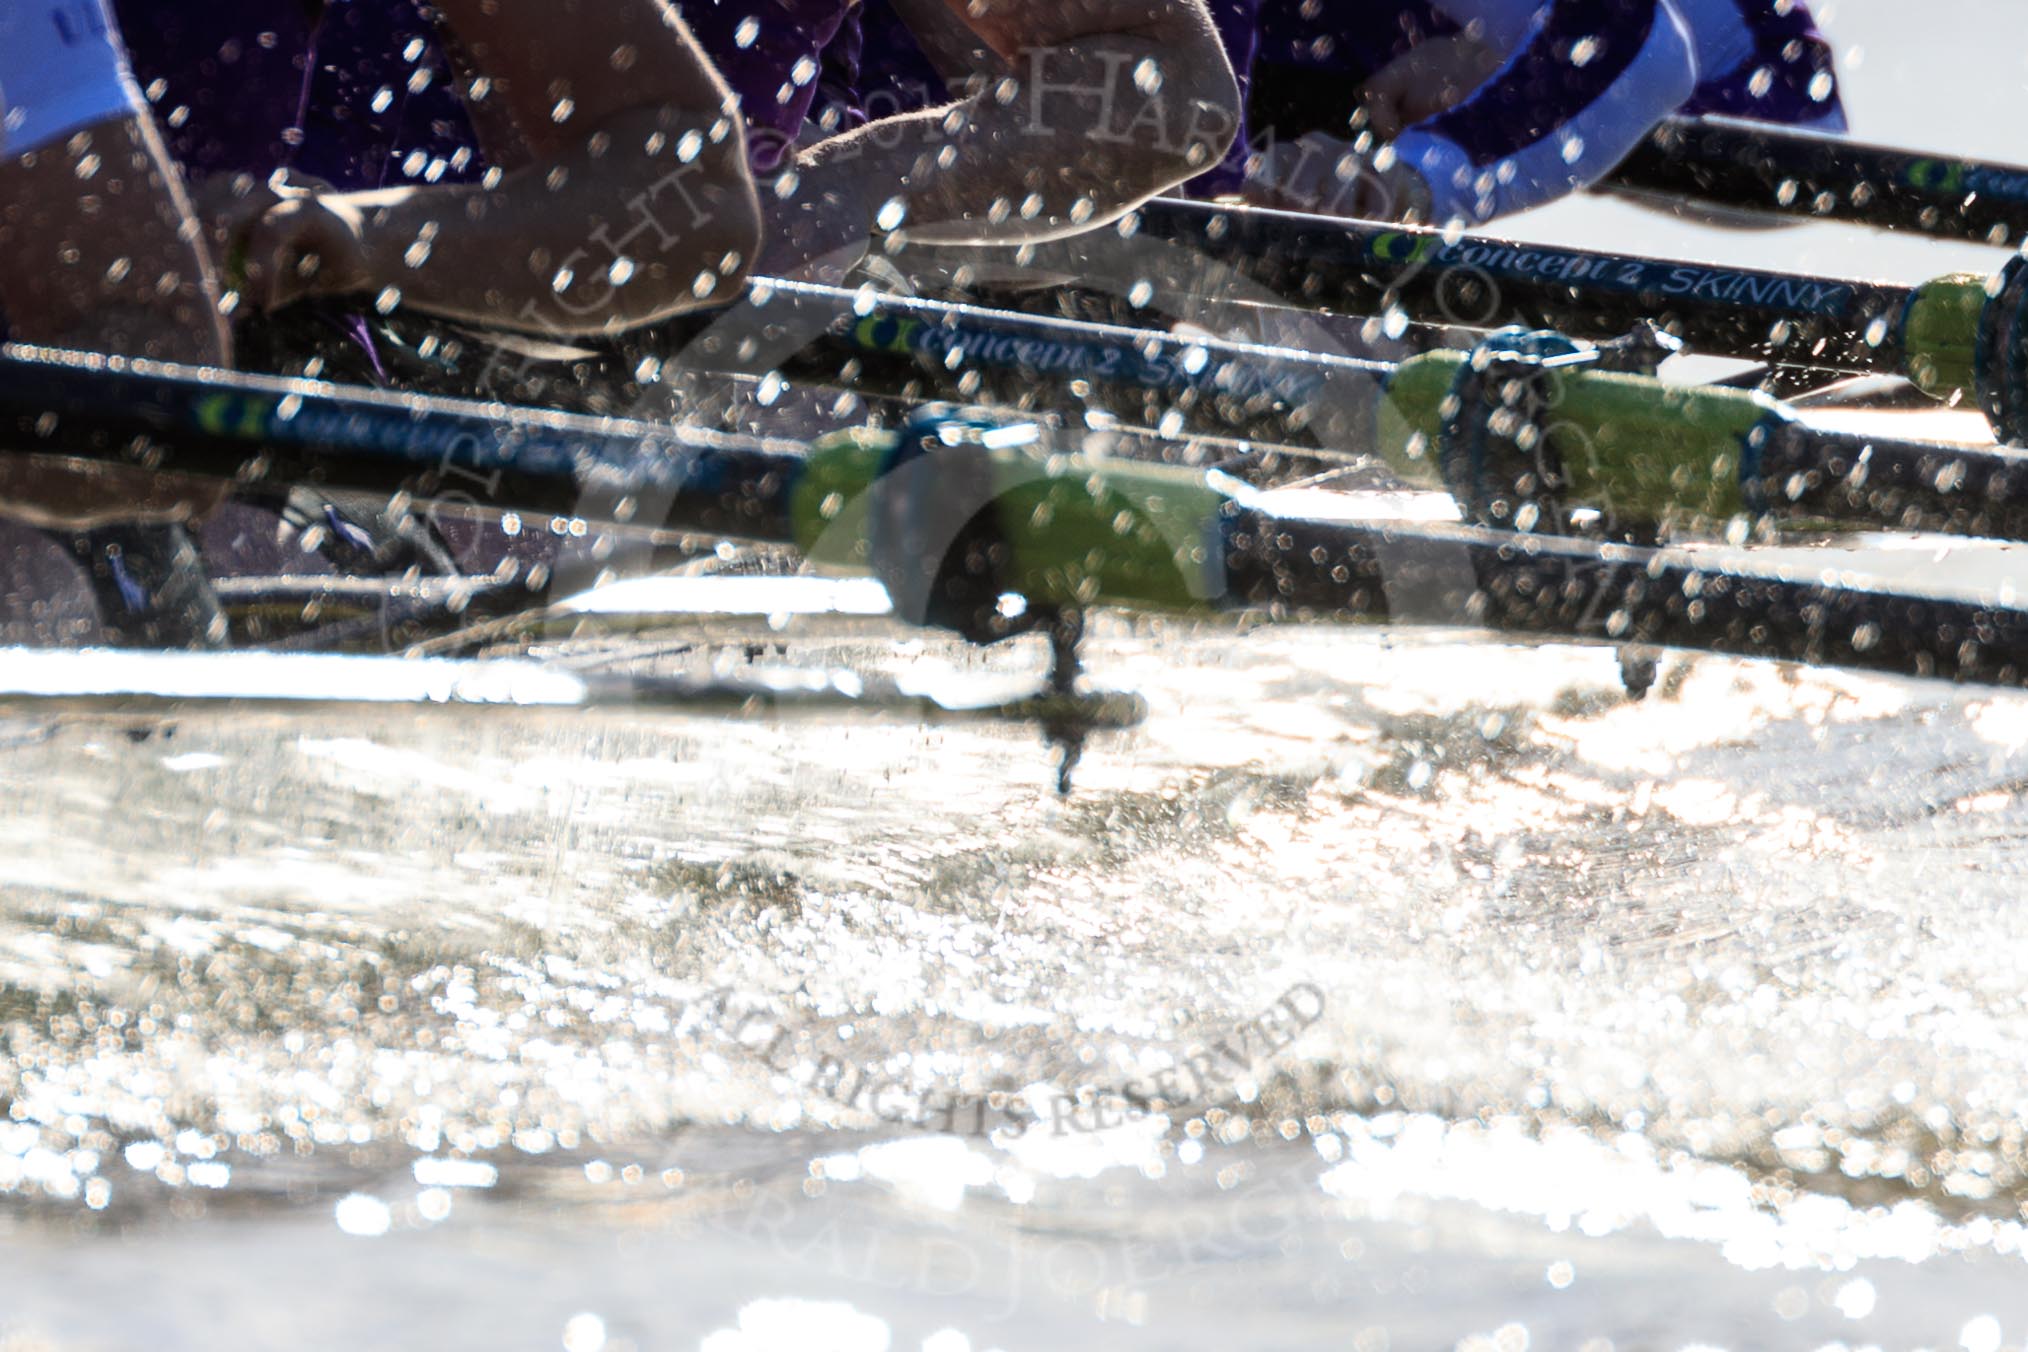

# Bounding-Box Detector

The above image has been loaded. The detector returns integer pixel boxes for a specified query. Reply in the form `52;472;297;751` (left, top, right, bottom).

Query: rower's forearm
352;108;761;336
800;32;1238;245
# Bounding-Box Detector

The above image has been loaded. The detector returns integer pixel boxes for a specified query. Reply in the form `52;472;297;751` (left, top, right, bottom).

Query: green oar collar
794;406;1233;638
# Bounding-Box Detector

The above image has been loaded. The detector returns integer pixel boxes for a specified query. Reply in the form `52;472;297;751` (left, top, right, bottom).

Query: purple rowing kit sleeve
115;0;487;191
674;0;859;172
1672;0;1845;131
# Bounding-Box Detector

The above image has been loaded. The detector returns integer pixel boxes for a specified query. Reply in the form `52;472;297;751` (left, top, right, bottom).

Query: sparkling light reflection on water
6;615;2028;1345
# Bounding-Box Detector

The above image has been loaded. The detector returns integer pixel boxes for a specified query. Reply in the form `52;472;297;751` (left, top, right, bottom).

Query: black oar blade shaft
1227;510;2028;687
1609;119;2028;246
1764;424;2028;540
1;348;806;545
11;345;2028;695
1132;199;1913;376
753;282;1382;450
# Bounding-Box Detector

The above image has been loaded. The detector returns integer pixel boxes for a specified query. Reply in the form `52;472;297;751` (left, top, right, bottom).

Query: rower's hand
1245;132;1434;224
233;193;374;311
194;172;367;311
190;171;287;260
201;176;374;313
1358;32;1508;141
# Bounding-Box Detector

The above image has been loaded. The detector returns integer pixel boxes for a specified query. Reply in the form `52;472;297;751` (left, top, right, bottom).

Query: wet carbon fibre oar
1102;197;2022;414
1606;116;2028;247
7;343;2028;693
691;282;2028;545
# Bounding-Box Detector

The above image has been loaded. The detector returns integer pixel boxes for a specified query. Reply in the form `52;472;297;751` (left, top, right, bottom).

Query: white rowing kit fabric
0;0;139;159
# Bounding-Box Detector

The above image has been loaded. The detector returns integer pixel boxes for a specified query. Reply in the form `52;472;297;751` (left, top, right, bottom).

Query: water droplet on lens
334;1193;391;1237
562;1313;607;1352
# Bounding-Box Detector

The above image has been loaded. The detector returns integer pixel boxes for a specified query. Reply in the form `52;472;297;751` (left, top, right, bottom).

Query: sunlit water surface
7;613;2028;1347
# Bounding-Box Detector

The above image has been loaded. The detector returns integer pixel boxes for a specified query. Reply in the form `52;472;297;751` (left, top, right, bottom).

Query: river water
9;3;2028;1349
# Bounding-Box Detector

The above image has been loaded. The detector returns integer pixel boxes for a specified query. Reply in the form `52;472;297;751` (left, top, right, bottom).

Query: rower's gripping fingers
1382;353;1777;529
188;173;295;303
232;196;374;311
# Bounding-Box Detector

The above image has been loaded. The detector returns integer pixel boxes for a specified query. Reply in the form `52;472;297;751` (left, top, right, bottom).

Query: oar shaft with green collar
1379;346;2028;542
1107;199;2016;418
792;412;2028;691
12;343;2028;691
744;283;2028;546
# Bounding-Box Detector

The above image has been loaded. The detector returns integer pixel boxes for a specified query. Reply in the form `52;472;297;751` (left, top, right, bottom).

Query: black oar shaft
734;281;1386;450
703;283;2028;550
5;347;803;543
1764;423;2028;540
1122;199;1913;375
1231;512;2028;686
8;346;2028;691
1608;118;2028;247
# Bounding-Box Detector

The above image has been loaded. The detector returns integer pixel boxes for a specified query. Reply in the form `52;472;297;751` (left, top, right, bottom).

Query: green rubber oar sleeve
1381;352;1782;527
1901;273;1990;400
794;428;1233;616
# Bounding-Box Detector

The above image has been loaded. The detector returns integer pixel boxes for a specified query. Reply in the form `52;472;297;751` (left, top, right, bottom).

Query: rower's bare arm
785;0;1240;256
240;0;763;336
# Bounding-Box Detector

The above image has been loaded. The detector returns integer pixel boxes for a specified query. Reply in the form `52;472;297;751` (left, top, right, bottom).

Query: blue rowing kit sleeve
0;0;140;159
1393;0;1696;222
